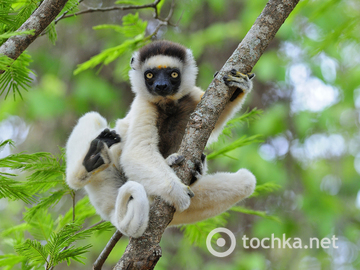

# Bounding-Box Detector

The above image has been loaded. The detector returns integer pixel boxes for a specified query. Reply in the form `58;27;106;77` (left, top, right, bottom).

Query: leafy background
0;0;360;269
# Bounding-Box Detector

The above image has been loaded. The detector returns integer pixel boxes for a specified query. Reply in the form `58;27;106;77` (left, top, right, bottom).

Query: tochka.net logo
206;228;339;257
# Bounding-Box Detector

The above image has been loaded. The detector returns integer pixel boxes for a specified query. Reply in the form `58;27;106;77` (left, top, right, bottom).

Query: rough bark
114;0;300;269
0;0;69;73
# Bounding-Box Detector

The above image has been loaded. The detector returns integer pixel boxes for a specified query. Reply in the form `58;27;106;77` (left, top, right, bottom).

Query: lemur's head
129;40;198;102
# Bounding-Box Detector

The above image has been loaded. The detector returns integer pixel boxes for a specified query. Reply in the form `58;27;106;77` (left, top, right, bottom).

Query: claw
187;186;195;198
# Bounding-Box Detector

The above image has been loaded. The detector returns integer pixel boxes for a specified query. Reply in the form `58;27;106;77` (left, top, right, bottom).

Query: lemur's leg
66;112;109;189
208;71;255;144
111;181;150;238
82;128;120;172
170;168;256;226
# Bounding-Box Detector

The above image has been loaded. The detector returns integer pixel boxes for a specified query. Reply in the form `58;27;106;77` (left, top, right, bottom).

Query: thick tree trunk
114;0;300;269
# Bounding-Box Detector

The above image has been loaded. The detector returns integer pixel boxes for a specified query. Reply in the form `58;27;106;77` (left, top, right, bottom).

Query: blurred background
1;0;359;269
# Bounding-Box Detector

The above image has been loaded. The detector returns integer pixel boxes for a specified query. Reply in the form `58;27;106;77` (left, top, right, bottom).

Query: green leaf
74;35;148;75
181;212;230;246
230;206;281;223
0;52;33;100
15;239;49;266
0;254;27;268
0;139;14;149
250;182;282;198
27;209;55;241
0;29;35;40
44;22;57;45
0;175;33;203
25;190;68;221
207;134;263;160
221;108;263;138
94;13;147;38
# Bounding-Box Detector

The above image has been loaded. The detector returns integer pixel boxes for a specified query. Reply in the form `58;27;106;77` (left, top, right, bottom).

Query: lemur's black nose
155;84;168;91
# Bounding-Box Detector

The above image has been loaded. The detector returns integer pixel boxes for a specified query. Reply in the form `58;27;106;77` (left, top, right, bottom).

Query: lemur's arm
120;96;194;212
208;71;255;145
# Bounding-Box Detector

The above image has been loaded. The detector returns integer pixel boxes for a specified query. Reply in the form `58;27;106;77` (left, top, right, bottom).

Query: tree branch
113;0;300;269
58;0;161;21
93;230;123;270
0;0;69;73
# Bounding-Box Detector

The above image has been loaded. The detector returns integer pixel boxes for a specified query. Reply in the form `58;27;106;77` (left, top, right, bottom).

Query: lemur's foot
190;153;206;185
223;70;255;101
83;129;121;172
166;181;194;212
97;128;121;148
166;153;185;166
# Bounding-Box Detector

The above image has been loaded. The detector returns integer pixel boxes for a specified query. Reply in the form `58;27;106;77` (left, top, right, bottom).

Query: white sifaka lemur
65;40;256;238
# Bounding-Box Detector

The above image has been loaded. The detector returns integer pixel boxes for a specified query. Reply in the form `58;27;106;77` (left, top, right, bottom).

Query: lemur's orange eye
146;73;153;79
171;72;178;78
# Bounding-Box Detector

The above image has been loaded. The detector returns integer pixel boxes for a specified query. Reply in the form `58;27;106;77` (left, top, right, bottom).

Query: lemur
66;40;256;238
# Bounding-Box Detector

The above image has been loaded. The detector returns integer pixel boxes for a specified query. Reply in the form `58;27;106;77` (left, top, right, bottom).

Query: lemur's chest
155;94;197;158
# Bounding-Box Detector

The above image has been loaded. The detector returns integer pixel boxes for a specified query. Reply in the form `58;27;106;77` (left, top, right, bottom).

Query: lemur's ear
130;57;135;70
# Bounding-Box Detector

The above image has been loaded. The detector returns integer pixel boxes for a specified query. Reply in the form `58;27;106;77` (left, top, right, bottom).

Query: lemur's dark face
144;67;181;97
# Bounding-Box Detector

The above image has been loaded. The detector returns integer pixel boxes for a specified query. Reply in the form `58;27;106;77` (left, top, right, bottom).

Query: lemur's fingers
96;128;121;148
83;139;105;172
223;70;255;101
190;154;206;185
167;182;194;212
166;153;185;166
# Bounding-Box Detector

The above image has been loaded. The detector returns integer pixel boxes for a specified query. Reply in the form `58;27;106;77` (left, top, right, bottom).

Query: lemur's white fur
66;42;256;238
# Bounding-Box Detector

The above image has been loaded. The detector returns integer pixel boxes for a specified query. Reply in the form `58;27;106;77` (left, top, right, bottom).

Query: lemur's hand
165;181;194;212
223;70;255;101
166;153;185;166
82;129;121;172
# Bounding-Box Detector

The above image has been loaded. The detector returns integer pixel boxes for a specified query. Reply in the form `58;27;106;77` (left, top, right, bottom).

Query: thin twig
93;230;123;270
80;220;106;232
153;0;176;27
58;0;161;21
148;0;176;38
71;190;75;221
54;0;85;25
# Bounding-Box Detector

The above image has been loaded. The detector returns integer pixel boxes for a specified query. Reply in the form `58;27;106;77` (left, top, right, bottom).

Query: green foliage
181;211;230;247
0;0;83;99
250;182;282;198
207;109;263;160
0;140;33;203
74;13;148;75
0;53;33;100
230;206;281;223
0;142;112;269
0;148;66;194
74;35;147;75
